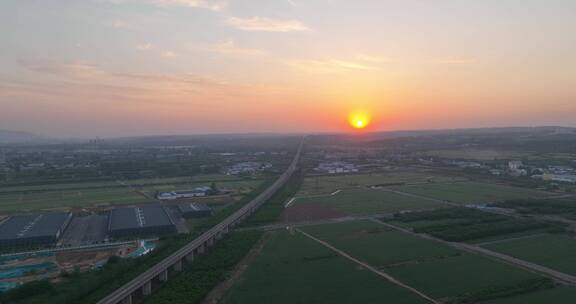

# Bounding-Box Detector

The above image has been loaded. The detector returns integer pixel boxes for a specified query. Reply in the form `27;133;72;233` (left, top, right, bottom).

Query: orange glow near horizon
348;111;371;129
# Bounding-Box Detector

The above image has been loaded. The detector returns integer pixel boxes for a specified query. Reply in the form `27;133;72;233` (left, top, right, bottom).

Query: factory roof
0;213;71;240
109;205;174;231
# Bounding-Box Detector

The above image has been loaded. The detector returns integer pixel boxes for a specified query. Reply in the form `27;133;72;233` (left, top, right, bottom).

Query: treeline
240;170;303;227
143;231;262;304
493;199;576;218
393;208;563;242
0;179;274;304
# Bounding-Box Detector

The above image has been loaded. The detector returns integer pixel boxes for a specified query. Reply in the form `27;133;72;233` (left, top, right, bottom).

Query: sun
348;112;371;129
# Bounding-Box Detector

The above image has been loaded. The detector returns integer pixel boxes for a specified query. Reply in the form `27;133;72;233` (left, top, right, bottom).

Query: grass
391;182;552;204
301;220;545;302
483;233;576;275
0;188;150;213
298;172;465;196
221;230;429;304
0;175;263;213
293;189;442;215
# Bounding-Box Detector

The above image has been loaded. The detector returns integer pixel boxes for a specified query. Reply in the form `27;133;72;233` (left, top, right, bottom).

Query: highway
97;138;305;304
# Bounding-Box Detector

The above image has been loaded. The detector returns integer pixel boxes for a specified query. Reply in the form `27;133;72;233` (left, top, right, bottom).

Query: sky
1;0;575;137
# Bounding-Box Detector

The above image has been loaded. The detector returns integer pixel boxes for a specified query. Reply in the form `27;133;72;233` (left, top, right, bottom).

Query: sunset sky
1;0;575;137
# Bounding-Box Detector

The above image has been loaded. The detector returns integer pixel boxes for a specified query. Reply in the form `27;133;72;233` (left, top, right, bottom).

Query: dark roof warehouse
108;205;176;238
0;213;72;247
177;202;212;218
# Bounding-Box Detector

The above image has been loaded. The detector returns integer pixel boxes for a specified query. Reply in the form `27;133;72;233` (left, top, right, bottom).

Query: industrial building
157;186;213;200
0;212;72;247
108;205;176;239
177;202;212;218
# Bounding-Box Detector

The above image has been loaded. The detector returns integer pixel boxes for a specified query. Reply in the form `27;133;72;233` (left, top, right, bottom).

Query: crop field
292;189;442;215
389;208;558;243
482;287;576;304
0;175;262;214
0;188;150;213
301;220;545;302
423;149;527;161
483;234;576;275
298;172;466;196
140;179;262;196
221;231;429;304
390;182;553;204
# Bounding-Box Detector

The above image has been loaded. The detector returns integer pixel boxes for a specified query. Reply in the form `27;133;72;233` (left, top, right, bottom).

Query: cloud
429;57;477;65
225;16;310;32
108;20;138;29
209;40;266;56
103;0;227;11
160;51;178;57
355;54;390;63
19;60;105;78
288;59;379;73
136;43;153;50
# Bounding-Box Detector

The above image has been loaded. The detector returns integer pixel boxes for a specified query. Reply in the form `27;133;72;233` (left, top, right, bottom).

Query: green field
391;182;552;204
483;234;576;275
299;172;465;196
482;286;576;304
301;220;545;302
221;231;429;304
293;189;442;215
0;175;263;213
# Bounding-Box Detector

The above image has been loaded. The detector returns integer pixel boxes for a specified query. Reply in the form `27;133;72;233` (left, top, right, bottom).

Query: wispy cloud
208;40;266;56
355;54;390;63
225;16;310;32
429;57;477;65
136;43;153;51
19;60;105;78
288;58;379;73
103;0;227;11
160;51;178;57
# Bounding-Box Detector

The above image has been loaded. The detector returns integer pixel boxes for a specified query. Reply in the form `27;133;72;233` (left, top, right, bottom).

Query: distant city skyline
1;0;575;137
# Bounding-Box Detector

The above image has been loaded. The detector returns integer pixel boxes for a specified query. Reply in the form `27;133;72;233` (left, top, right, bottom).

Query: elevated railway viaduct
97;140;304;304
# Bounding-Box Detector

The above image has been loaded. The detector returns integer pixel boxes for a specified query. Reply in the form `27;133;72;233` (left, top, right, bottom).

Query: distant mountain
0;129;45;144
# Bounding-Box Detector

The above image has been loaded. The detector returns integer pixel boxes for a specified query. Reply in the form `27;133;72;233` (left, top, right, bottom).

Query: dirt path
201;232;271;304
295;228;438;304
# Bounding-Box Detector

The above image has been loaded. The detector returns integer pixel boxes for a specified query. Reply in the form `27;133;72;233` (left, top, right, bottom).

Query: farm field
301;220;546;302
483;234;576;275
390;182;553;204
482;286;576;304
388;208;558;243
292;189;442;215
140;179;262;196
0;188;150;213
0;175;263;214
298;172;465;196
221;231;429;304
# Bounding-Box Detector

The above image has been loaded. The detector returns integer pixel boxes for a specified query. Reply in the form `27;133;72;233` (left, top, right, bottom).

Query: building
0;212;72;247
542;174;576;184
157;186;213;200
177;202;212;218
108;205;176;239
223;162;272;175
315;161;358;174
